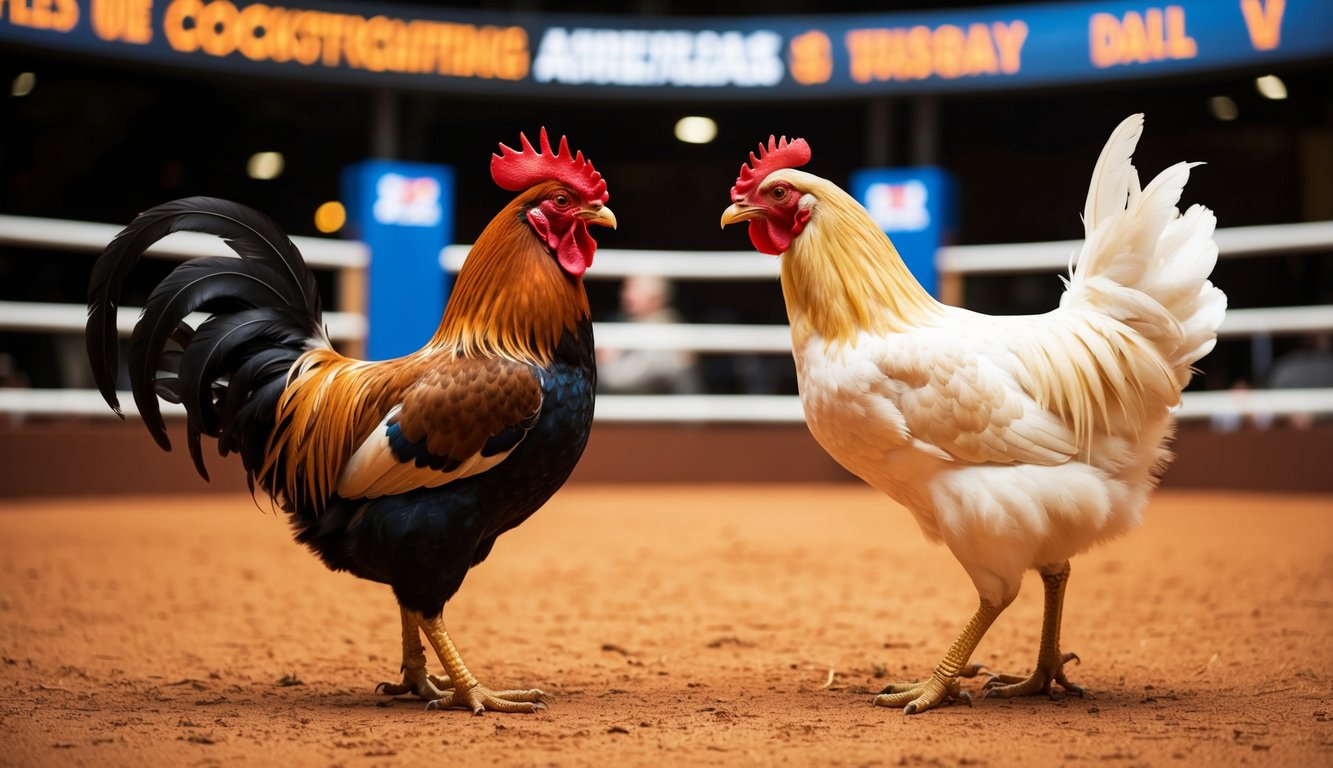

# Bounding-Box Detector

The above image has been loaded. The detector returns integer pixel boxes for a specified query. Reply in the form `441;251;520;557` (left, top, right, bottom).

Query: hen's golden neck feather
780;175;941;346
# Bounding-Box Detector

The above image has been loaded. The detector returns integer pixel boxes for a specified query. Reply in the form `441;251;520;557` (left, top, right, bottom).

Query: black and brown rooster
86;129;615;714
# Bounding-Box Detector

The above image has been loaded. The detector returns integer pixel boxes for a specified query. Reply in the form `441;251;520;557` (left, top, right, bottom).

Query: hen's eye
771;187;787;200
554;194;570;207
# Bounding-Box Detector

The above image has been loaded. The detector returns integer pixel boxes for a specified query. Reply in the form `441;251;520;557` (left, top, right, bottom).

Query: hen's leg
376;607;454;700
873;601;1005;715
415;611;550;715
984;561;1085;699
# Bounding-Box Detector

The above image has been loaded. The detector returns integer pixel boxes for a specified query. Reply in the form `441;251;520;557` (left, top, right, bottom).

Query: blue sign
340;160;454;360
849;167;956;298
1;1;1328;100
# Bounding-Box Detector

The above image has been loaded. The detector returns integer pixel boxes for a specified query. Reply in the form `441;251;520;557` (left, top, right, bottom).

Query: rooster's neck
781;186;940;346
432;201;590;365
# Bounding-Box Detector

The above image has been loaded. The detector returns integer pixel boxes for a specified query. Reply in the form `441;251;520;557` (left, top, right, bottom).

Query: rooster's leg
983;561;1085;699
872;601;1005;715
376;608;454;700
414;611;550;715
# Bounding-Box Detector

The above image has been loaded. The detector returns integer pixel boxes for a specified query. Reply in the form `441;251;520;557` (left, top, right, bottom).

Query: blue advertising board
1;1;1329;100
848;167;956;298
341;160;454;360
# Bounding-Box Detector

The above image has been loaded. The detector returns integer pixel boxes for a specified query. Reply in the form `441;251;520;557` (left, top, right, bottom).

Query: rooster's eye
771;187;787;200
554;194;570;207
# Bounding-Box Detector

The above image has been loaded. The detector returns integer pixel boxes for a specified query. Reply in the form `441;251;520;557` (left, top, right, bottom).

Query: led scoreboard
2;1;1328;99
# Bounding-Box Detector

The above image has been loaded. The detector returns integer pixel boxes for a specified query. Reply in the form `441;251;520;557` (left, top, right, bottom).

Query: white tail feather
1065;114;1227;388
1083;113;1143;231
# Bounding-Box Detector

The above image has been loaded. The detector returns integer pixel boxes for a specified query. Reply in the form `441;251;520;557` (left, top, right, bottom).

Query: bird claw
872;675;966;715
982;651;1085;700
425;684;551;715
376;669;452;701
871;663;989;713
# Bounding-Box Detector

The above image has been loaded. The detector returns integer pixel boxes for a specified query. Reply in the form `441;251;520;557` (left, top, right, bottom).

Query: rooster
85;128;616;714
721;115;1224;714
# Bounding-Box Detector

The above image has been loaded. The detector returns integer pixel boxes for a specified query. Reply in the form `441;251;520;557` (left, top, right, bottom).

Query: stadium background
3;3;1333;766
1;0;1331;494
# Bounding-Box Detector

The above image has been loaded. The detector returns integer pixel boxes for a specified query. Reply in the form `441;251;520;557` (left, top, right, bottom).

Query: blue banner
1;1;1329;100
849;167;956;298
341;160;453;360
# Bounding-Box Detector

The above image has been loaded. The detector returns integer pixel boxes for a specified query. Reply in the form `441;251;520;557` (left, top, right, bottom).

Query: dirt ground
1;485;1330;767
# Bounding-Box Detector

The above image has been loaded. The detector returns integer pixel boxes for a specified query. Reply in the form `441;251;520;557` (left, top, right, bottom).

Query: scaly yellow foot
376;608;455;700
984;652;1084;699
415;609;552;715
872;664;984;713
984;562;1085;701
873;600;1007;715
376;667;454;700
425;684;550;715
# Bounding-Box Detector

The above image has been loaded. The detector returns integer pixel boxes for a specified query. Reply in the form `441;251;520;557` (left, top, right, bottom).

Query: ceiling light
1208;95;1239;122
11;72;35;98
247;151;284;180
314;201;346;234
1255;74;1287;100
674;116;718;144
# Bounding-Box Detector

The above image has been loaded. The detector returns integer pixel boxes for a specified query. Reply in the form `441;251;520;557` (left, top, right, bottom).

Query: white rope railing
442;221;1333;280
5;388;1330;424
0;300;366;342
935;220;1333;275
1215;306;1333;337
0;214;368;268
1172;388;1333;420
442;245;773;280
593;322;792;352
2;215;1329;423
0;212;370;355
2;302;1326;351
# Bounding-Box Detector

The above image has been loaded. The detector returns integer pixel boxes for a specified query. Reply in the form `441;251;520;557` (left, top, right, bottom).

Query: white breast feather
336;405;516;499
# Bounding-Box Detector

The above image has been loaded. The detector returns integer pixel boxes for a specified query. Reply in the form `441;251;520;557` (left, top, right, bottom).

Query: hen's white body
796;308;1170;607
783;114;1225;609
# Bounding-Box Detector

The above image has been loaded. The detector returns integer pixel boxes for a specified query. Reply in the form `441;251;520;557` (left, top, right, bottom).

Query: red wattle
527;206;594;278
557;220;594;278
748;219;791;256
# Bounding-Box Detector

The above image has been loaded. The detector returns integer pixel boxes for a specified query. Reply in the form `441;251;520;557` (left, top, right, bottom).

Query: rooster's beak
580;205;617;230
720;203;760;228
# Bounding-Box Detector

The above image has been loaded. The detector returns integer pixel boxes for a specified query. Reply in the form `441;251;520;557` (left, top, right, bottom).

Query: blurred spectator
0;353;28;388
1267;333;1333;429
1210;379;1273;432
0;352;31;426
597;274;702;395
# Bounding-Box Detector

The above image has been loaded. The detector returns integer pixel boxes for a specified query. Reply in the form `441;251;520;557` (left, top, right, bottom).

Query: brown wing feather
398;357;542;462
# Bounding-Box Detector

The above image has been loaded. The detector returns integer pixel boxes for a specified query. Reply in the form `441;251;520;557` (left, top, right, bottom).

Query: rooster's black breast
291;323;595;618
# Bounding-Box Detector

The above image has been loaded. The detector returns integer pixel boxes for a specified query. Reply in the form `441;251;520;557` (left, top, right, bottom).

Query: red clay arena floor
2;485;1331;766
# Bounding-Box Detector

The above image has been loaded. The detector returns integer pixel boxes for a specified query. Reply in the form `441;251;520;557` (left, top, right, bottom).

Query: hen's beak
579;205;617;230
720;202;760;228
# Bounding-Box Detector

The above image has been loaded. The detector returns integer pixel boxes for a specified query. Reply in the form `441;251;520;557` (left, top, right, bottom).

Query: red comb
491;127;608;204
731;135;811;199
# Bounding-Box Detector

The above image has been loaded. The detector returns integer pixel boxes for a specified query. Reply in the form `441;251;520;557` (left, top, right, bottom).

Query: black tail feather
126;257;299;450
222;349;302;467
187;422;210;482
180;307;317;461
87;197;320;415
85;197;324;481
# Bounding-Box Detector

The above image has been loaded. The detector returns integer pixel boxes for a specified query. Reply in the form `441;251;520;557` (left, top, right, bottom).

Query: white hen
720;115;1226;714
